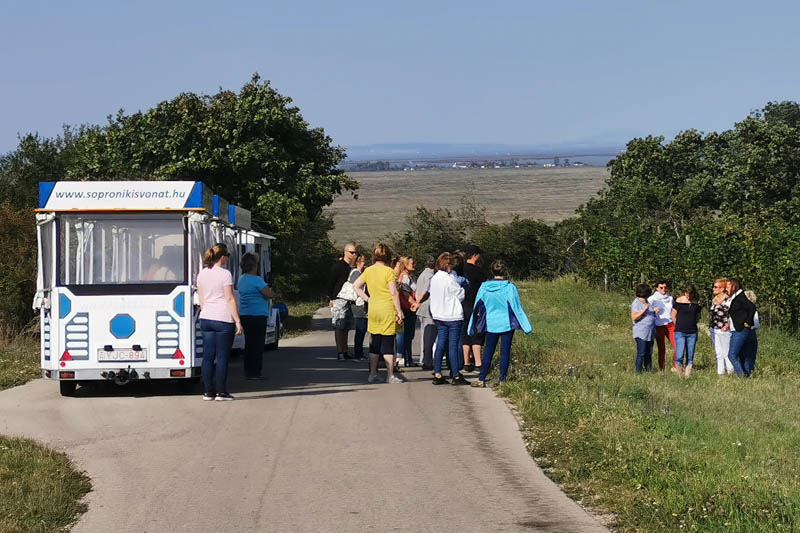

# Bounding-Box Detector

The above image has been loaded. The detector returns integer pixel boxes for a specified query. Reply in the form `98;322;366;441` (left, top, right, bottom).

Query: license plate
97;348;148;362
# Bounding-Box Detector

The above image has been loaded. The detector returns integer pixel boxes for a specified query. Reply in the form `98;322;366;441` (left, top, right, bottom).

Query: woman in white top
429;252;467;385
647;279;676;371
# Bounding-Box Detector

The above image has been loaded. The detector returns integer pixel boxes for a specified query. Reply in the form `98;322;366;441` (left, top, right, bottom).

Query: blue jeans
200;319;235;394
353;317;367;358
434;320;462;378
728;328;758;377
634;338;653;373
479;331;515;382
673;331;697;367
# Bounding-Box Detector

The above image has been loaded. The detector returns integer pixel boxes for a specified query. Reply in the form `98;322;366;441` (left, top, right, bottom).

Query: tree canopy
0;74;358;303
575;101;800;328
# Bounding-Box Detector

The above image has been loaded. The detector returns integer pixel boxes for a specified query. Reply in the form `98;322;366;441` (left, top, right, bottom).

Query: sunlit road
0;311;607;532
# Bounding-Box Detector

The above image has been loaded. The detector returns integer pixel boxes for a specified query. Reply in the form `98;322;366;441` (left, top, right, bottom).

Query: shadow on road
65;326;393;399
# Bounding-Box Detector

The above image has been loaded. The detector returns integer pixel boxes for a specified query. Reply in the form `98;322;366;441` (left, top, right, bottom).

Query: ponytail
203;243;229;268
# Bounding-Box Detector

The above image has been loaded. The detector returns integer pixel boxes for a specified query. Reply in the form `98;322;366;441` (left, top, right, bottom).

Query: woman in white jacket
429;253;468;385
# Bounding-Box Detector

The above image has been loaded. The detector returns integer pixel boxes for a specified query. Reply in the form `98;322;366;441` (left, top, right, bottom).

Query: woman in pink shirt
197;243;242;401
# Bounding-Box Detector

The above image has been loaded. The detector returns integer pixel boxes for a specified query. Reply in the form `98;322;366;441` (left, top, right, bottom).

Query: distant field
327;166;608;246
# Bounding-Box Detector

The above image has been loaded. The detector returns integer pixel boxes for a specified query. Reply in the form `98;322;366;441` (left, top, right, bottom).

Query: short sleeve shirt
198;266;234;322
359;264;398;335
709;301;729;329
415;268;435;318
674;302;702;334
238;274;270;316
631;299;656;341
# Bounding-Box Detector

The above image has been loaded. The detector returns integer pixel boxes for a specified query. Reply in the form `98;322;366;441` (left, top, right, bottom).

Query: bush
0;203;37;329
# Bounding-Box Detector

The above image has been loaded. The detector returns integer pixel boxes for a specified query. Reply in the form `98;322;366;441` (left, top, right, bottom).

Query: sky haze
1;1;798;154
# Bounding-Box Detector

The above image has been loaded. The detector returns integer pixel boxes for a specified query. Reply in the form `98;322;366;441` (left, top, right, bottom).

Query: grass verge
282;300;327;338
1;336;91;531
0;338;40;391
499;278;800;532
0;436;92;532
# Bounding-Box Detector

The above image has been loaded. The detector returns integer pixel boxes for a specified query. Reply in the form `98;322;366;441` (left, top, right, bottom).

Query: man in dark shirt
329;243;357;359
461;244;486;372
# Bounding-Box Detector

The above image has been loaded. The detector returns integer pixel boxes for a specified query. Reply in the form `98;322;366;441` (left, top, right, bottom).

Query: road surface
0;311;607;532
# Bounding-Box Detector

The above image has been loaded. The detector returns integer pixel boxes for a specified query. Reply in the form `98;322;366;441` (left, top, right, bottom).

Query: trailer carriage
34;181;281;396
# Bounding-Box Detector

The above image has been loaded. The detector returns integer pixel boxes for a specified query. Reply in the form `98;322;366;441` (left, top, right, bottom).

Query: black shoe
353;354;364;361
464;364;475;373
337;352;353;361
422;364;433;371
432;375;449;385
451;375;471;386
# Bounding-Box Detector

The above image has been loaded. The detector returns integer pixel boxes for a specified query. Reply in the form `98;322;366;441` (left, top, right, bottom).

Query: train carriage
34;181;281;396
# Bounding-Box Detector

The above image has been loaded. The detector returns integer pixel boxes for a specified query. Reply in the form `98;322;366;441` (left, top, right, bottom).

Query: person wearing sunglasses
709;278;734;375
329;243;358;360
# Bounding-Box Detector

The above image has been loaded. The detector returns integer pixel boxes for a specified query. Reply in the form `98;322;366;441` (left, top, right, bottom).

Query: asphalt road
0;312;608;532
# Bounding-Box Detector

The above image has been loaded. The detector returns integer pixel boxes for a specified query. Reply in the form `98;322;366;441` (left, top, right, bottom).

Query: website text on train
33;181;282;396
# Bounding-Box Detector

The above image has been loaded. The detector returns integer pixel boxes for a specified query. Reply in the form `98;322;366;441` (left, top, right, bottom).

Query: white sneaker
387;375;404;384
367;374;384;384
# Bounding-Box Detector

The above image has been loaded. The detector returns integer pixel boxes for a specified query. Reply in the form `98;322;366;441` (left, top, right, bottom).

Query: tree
0;74;357;300
571;101;800;329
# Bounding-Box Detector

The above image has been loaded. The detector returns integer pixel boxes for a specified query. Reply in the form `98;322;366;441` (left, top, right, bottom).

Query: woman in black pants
238;253;275;379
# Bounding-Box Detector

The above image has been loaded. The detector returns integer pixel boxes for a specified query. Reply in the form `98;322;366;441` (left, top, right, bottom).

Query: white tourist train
33;180;282;396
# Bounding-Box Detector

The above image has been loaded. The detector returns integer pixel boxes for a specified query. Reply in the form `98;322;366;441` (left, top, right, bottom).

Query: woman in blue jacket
467;260;532;387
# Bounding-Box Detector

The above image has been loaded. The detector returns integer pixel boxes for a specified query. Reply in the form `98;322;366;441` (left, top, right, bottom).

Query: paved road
0;312;607;532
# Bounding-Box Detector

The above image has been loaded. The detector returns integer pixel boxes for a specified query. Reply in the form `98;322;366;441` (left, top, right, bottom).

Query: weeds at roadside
0;436;91;532
0;318;40;391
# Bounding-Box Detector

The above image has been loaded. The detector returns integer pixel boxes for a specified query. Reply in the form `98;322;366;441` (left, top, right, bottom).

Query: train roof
37;181;258;231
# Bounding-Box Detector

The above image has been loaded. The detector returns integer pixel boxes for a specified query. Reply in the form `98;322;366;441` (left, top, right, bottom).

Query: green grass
498;278;800;532
0;338;41;391
1;338;91;531
0;436;91;532
282;300;326;338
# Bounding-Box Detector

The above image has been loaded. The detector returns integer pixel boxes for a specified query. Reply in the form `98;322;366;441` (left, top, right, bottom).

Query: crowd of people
332;242;532;387
631;278;759;377
193;241;765;402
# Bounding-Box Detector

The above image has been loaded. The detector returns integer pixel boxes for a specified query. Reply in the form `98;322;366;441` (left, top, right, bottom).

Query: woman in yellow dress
353;243;405;383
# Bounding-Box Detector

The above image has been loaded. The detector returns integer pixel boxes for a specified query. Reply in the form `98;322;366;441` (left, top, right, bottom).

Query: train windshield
58;213;185;285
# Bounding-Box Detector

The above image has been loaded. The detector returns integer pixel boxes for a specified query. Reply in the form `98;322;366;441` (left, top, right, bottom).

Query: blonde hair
372;243;392;263
394;255;413;274
203;243;229;268
744;290;757;304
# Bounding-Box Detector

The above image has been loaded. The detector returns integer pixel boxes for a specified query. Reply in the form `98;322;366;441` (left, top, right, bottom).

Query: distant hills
343;141;627;162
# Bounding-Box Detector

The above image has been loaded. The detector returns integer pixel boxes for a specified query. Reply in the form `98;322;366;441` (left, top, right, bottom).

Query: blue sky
1;0;797;154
